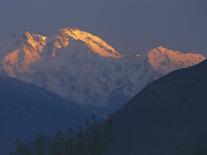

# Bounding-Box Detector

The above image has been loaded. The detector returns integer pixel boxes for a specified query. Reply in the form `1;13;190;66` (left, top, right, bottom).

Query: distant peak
22;31;35;38
149;46;205;58
2;31;48;76
58;27;123;59
22;31;47;41
157;46;168;51
147;46;206;74
21;31;47;48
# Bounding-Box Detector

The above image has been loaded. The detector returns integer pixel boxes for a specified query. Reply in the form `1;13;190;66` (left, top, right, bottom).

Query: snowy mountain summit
147;46;205;74
0;28;205;112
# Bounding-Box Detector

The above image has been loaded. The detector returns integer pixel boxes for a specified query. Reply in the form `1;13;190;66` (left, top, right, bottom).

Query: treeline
14;116;112;155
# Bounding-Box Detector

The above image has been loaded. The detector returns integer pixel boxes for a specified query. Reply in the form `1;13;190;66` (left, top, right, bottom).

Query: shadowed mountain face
0;28;205;114
0;77;92;155
108;60;207;155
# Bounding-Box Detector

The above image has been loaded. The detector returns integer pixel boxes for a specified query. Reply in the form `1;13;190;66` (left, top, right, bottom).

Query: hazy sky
0;0;207;55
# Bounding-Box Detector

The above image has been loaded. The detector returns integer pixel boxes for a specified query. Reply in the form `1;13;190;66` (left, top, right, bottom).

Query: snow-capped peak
58;28;123;59
21;31;47;48
2;32;47;76
2;28;124;76
147;46;206;74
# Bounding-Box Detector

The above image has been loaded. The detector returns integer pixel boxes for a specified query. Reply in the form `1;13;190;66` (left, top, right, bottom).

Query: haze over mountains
0;28;205;113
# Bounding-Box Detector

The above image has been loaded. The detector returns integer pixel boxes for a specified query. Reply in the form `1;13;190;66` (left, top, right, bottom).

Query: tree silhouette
15;140;32;155
65;128;75;155
13;115;113;155
50;130;66;155
75;127;85;155
34;134;44;155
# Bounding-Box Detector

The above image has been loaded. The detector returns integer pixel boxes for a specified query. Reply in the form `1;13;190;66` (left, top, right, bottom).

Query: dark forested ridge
108;60;207;155
0;77;91;155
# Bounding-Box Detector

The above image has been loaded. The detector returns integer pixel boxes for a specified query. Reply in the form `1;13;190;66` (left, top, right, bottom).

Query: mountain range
0;27;206;155
0;28;205;114
108;60;207;155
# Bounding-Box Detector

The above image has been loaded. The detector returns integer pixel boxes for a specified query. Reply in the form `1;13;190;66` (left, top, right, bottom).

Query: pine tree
89;115;101;155
75;127;85;155
102;115;113;154
104;115;113;136
50;130;66;155
89;115;112;155
15;140;32;155
34;134;44;155
66;128;75;155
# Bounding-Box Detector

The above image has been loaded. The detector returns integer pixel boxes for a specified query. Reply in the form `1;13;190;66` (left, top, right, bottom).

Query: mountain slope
108;60;207;155
0;77;90;155
0;28;205;112
58;28;122;58
147;46;205;74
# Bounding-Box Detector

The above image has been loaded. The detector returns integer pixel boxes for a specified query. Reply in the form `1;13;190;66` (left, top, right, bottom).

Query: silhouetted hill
0;77;90;155
108;60;207;155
